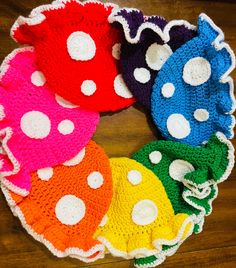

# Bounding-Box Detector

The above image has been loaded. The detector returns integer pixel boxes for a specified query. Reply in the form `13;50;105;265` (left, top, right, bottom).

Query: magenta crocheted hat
0;47;99;196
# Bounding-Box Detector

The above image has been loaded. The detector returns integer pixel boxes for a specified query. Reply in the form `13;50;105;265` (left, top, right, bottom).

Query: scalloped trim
134;215;194;268
0;49;35;196
182;184;212;198
0;128;26;195
96;236;158;259
97;215;195;259
182;184;219;233
11;0;119;42
182;132;235;190
1;185;105;262
108;7;196;44
134;254;166;268
152;215;194;247
199;14;236;137
0;47;34;80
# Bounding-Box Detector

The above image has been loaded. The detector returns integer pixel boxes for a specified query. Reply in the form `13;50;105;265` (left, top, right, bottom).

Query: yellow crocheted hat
95;158;194;259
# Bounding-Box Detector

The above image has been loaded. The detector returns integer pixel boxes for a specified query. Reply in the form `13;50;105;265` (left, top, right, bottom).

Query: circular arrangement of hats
0;1;235;267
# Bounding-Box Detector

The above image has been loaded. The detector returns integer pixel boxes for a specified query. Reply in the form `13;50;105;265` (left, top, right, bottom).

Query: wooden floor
0;0;236;267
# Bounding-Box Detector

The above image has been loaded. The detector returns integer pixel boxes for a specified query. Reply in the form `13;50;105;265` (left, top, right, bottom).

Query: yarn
95;158;194;259
109;8;196;108
11;0;135;112
0;3;235;267
133;133;234;268
1;140;112;263
0;48;99;196
151;13;235;146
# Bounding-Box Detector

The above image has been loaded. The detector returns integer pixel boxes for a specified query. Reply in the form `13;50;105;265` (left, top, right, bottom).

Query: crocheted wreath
0;1;235;268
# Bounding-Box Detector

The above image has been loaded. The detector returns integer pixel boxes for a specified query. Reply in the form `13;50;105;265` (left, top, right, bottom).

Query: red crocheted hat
11;0;135;112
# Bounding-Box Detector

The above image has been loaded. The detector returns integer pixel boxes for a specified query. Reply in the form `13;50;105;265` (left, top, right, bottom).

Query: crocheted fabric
151;13;235;146
11;0;135;112
1;140;112;263
133;133;234;268
0;48;99;196
109;8;196;108
95;158;194;259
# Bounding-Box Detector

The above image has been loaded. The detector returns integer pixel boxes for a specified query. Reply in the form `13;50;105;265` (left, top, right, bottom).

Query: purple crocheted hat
109;8;197;108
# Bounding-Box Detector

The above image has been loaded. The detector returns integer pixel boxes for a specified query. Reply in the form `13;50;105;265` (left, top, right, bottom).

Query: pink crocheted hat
10;0;135;112
0;48;99;196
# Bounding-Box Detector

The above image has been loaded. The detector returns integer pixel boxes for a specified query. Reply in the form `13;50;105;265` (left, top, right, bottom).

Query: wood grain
0;0;235;267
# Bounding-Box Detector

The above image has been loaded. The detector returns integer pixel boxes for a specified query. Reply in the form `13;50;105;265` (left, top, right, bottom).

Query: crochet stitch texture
0;1;235;267
110;8;196;108
11;0;135;112
2;141;112;263
151;14;235;146
95;158;194;259
133;133;234;268
0;48;99;196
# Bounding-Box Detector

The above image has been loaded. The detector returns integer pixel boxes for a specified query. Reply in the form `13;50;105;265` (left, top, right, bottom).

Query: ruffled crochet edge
134;244;179;268
96;214;195;259
0;47;37;197
0;127;25;195
199;14;236;137
182;132;235;190
10;0;119;43
1;185;105;262
0;46;34;81
182;184;218;233
108;7;196;44
133;185;217;268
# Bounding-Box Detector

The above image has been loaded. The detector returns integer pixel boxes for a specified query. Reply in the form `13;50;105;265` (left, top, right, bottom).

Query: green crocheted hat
132;132;234;268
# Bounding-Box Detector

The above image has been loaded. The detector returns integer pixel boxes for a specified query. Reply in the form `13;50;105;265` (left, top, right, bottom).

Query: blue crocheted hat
151;13;235;146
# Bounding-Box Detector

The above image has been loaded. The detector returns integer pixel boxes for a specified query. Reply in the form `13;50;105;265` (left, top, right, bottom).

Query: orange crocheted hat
2;140;112;263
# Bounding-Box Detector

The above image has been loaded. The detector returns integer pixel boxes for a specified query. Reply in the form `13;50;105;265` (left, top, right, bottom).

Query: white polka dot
67;31;96;61
63;148;86;166
31;71;46;87
194;109;209;122
99;215;108;227
149;151;162;164
183;57;211;86
112;43;121;60
37;167;53;181
87;171;104;189
132;200;158;226
21;111;51;139
55;195;86;225
169;159;195;182
127;170;142;185
58;120;74;135
161;83;175;98
167;114;191;139
81;80;97;96
145;43;172;71
133;68;151;84
55;95;78;108
114;74;133;98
